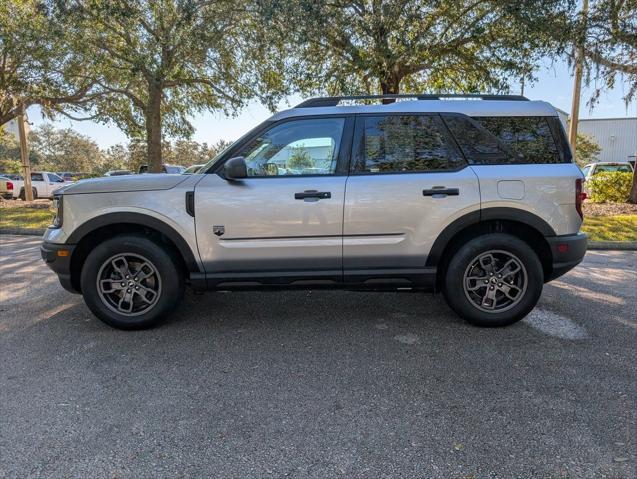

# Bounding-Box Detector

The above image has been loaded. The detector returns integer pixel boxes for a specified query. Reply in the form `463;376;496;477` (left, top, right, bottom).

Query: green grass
581;215;637;242
1;205;636;242
0;207;54;230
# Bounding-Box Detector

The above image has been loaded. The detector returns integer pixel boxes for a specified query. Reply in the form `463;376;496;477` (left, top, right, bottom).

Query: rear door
194;116;352;285
343;114;480;284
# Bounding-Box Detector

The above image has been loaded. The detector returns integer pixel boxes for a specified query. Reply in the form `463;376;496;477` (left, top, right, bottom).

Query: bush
587;171;633;203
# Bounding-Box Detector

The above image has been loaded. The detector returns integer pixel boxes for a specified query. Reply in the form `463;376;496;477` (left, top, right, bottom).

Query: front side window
353;115;465;174
235;118;345;177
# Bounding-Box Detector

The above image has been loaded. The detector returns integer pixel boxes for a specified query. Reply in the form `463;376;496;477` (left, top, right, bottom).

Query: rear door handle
423;187;459;197
294;190;331;200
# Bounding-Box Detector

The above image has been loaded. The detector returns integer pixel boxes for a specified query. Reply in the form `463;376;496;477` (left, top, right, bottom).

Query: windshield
594;164;633;174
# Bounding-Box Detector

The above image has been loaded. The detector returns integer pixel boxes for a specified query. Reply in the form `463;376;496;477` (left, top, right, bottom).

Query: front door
343;114;481;284
194;116;352;285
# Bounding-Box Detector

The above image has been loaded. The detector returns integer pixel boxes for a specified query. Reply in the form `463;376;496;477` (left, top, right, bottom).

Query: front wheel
442;233;544;327
80;235;184;329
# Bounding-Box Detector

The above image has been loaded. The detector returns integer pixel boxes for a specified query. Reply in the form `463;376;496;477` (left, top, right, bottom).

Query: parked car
58;172;91;181
11;171;68;199
0;175;14;199
183;164;205;174
41;94;587;330
104;170;133;177
581;162;634;197
138;164;185;174
581;161;633;179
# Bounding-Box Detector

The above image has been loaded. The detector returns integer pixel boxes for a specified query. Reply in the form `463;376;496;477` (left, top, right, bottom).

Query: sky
27;58;637;150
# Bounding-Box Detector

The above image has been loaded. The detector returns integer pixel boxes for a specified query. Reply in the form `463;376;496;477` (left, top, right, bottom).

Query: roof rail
295;94;529;108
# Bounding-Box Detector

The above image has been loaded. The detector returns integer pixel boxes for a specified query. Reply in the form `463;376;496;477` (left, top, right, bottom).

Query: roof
578;117;637;122
271;99;559;121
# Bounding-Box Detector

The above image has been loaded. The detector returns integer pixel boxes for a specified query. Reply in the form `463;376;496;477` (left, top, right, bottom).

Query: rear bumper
546;233;588;281
40;241;79;293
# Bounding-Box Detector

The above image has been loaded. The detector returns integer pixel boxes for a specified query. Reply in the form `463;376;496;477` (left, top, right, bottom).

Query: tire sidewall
80;235;184;329
443;233;544;327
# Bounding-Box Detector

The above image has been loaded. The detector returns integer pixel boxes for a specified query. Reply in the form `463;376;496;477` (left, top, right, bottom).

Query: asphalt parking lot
0;235;635;478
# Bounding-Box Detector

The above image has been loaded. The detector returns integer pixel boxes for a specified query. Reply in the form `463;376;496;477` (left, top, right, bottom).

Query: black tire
442;233;544;327
18;187;37;200
80;235;185;330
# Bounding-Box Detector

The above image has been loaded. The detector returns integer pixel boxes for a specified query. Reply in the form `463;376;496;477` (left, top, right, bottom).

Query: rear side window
443;115;570;165
353;115;465;174
31;173;44;181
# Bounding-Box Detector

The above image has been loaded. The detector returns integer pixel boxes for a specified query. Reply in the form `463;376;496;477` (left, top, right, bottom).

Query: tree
574;133;601;167
287;147;314;170
164;138;232;166
29;124;103;173
61;0;285;172
0;125;22;172
272;0;573;96
101;143;131;173
579;0;637;105
0;0;99;126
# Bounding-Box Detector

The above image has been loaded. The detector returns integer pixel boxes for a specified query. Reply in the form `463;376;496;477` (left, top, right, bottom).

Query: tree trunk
145;84;163;173
380;76;401;104
629;162;637;204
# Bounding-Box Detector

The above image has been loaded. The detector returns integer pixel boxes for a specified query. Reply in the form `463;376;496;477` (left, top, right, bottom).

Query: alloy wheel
463;250;528;313
96;253;162;317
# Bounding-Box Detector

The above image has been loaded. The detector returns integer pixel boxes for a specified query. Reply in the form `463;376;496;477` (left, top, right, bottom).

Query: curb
587;241;637;250
0;228;45;236
1;229;636;250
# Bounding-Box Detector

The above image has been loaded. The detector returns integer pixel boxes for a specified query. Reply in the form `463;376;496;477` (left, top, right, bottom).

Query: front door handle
423;187;459;197
294;190;331;200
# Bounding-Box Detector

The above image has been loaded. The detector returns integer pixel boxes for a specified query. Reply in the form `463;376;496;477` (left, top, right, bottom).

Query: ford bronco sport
41;94;587;330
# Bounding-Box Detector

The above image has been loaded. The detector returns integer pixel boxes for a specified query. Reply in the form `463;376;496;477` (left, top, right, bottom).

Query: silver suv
41;94;587;330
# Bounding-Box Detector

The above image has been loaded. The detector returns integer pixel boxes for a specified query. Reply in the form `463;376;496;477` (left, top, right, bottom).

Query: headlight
51;195;63;228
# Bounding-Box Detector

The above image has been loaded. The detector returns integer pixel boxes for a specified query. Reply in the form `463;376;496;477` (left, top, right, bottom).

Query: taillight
575;178;584;219
6;181;13;190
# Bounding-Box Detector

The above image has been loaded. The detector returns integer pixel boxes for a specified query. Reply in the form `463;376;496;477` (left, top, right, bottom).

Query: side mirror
223;156;247;180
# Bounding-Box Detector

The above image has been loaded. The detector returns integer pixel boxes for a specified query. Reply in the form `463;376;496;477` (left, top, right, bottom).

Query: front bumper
40;241;79;293
546;233;588;281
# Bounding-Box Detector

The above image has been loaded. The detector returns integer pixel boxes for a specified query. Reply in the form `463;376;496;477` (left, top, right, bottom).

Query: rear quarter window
443;115;571;165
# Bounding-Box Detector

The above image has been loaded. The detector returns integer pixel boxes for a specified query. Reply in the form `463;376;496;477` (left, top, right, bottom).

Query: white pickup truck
12;172;69;199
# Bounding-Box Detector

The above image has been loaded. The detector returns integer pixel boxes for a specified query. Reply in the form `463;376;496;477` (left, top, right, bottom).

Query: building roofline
579;117;637;122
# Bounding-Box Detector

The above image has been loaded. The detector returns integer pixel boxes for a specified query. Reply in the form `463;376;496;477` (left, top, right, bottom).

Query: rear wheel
442;233;543;327
80;235;184;329
18;187;37;200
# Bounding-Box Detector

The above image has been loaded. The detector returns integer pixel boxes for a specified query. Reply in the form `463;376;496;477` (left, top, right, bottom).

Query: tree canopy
58;0;286;171
0;0;100;125
271;0;574;95
579;0;637;105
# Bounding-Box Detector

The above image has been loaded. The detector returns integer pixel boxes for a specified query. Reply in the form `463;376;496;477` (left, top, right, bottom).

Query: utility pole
17;106;33;201
568;0;589;159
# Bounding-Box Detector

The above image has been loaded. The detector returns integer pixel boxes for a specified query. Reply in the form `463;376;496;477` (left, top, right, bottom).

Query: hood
58;174;189;195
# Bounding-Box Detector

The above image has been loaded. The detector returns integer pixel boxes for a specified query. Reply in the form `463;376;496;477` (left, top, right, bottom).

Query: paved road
0;235;635;478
